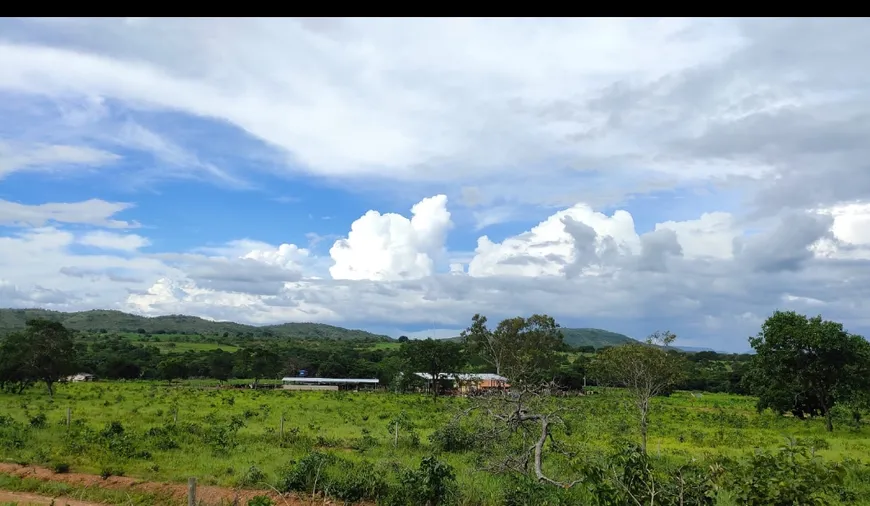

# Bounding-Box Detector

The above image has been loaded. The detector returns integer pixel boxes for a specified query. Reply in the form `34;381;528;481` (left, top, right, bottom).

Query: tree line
2;310;868;431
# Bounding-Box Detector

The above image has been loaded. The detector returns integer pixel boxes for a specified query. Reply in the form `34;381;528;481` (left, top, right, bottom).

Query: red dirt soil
0;490;103;505
0;463;347;505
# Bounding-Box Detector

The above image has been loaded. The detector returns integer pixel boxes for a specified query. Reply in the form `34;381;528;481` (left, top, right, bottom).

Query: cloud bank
1;18;870;350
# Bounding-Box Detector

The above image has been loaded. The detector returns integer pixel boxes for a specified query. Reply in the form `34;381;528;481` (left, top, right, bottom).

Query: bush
277;452;334;494
100;466;125;479
238;465;266;487
501;476;574;506
28;413;47;429
389;456;457;506
720;442;854;505
429;420;478;453
247;497;273;506
51;462;70;474
326;460;389;503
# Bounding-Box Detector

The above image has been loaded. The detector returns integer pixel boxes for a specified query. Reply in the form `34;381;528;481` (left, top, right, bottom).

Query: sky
1;18;870;352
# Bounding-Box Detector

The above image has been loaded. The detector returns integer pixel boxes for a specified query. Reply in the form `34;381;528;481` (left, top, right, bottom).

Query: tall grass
0;383;867;504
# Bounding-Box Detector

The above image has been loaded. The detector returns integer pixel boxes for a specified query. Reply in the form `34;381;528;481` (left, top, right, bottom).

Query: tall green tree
590;331;685;452
0;332;33;394
3;319;76;398
208;350;235;383
402;338;464;398
158;357;189;383
234;346;281;385
461;313;564;384
746;310;870;432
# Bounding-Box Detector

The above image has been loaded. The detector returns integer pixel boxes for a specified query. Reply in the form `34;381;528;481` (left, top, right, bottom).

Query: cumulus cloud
2;19;870;350
0;194;868;350
329;195;452;281
468;204;639;278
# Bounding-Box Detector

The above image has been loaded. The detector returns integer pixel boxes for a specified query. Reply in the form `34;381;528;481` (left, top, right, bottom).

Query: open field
139;342;240;354
2;382;869;505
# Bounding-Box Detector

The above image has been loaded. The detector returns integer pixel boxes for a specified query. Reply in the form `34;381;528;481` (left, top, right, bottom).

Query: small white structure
281;377;379;391
66;373;95;382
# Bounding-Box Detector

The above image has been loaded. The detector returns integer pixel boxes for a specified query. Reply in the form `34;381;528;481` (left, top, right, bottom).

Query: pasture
1;382;869;505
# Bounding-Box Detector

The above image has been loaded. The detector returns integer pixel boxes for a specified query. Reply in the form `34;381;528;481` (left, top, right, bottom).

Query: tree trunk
825;409;834;432
640;402;649;453
46;380;54;400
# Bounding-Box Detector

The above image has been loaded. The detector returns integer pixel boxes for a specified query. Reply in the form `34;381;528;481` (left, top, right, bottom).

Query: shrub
389;456;457;506
720;442;854;505
28;413;47;429
238;465;266;487
501;476;574;506
51;462;70;474
325;460;389;503
100;466;125;479
277;452;335;494
247;496;273;506
429;420;478;453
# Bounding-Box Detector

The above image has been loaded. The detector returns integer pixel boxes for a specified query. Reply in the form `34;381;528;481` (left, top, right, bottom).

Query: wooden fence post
188;477;196;506
280;414;284;438
394;421;399;447
66;407;71;429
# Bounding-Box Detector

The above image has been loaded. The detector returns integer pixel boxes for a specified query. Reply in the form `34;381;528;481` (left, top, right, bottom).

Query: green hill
0;308;392;342
447;327;637;349
559;328;638;348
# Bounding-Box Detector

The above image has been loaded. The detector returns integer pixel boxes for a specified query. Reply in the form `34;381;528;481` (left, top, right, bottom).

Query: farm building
413;372;509;395
65;373;96;382
281;377;380;391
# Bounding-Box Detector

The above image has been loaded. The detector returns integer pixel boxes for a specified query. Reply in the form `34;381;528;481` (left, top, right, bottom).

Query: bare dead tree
466;381;583;488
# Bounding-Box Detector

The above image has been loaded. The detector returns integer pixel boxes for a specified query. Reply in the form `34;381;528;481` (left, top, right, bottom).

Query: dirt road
0;463;334;505
0;490;103;505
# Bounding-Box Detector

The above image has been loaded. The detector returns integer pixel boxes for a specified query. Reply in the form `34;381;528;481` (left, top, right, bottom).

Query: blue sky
2;18;870;352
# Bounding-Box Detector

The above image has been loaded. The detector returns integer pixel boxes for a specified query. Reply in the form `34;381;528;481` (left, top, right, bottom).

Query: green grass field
1;383;869;504
145;342;240;354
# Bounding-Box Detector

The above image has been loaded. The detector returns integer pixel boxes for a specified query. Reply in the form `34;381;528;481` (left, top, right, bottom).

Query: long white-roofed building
281;377;380;391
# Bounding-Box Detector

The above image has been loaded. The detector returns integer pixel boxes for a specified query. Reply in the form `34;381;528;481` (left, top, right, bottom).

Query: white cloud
0;199;139;228
0;195;868;351
812;202;870;260
329;195;452;281
78;230;150;251
2;19;870;350
655;213;738;260
468;204;640;278
0;18;789;207
0;141;119;179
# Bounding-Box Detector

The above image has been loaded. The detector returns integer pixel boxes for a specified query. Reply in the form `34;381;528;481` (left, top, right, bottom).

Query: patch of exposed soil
0;463;342;505
0;490;103;506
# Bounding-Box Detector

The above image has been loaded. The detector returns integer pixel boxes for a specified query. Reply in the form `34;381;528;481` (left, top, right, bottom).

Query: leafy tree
402;338;464;398
590;331;685;452
158;357;189;382
0;319;78;398
208;350;235;383
0;332;34;394
397;335;409;343
461;313;564;384
746;310;870;432
234;346;281;385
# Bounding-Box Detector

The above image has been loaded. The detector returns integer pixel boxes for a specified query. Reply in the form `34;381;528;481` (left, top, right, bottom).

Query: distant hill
674;346;717;353
0;308;392;342
559;328;638;348
447;327;637;349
